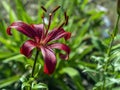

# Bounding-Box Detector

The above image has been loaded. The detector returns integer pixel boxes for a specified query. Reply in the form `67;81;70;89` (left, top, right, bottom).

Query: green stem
30;50;39;90
102;15;120;90
107;15;120;56
31;50;39;77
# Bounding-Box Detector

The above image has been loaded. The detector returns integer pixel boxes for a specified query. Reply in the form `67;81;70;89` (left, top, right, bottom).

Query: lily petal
20;40;36;58
7;21;36;38
30;24;44;39
49;43;70;60
44;28;71;43
41;46;56;74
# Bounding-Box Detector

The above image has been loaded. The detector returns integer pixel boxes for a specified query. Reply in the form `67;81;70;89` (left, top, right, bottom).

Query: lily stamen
41;6;47;12
52;6;60;14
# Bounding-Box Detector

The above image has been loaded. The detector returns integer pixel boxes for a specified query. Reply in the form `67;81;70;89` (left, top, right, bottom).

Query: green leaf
93;81;103;90
34;63;41;78
14;0;32;22
32;83;48;90
2;54;25;63
73;22;90;48
0;51;13;59
0;20;8;38
21;82;30;90
0;75;20;88
0;37;18;51
1;1;17;21
112;87;120;90
83;67;98;82
60;67;84;90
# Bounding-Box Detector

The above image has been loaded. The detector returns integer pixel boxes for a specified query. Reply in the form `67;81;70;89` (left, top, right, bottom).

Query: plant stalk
29;50;39;90
102;15;120;90
31;50;39;77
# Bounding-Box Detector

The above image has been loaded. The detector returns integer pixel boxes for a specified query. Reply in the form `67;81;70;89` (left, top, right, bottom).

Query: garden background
0;0;120;90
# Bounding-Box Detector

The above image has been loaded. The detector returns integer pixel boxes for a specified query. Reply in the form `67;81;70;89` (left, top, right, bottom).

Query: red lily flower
7;21;71;74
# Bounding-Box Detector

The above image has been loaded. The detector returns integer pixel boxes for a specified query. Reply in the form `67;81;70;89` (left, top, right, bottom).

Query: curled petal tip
49;43;70;60
6;21;36;38
65;32;71;40
7;27;12;35
60;54;69;60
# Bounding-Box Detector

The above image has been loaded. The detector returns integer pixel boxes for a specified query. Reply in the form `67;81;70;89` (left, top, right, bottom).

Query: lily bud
117;0;120;15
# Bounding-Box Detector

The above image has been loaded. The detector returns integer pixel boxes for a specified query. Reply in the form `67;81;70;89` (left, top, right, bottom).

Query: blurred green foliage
0;0;120;90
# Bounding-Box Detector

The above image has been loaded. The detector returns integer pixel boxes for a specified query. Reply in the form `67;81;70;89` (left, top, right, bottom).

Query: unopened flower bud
117;0;120;15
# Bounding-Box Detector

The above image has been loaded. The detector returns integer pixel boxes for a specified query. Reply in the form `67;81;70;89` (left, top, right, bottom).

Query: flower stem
31;49;39;77
102;15;120;90
30;50;39;90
